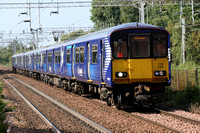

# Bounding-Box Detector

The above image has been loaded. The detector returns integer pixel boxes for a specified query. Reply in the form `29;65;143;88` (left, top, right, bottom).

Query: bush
165;83;200;109
0;82;7;132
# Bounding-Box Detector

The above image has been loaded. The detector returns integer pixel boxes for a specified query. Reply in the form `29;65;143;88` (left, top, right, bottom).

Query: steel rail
2;77;61;133
142;104;200;126
71;94;180;133
10;76;112;133
154;108;200;126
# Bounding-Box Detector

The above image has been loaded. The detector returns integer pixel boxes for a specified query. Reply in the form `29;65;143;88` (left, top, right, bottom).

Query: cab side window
92;45;98;64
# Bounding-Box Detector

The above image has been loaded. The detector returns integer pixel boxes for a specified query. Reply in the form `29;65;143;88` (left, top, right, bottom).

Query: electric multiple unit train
12;23;171;108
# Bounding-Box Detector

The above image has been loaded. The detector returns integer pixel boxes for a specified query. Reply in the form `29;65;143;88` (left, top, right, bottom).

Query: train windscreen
113;34;128;58
130;35;150;58
112;32;168;58
152;33;167;57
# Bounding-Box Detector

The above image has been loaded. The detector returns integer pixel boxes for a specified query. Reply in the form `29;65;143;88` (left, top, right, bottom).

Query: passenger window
25;56;26;66
67;49;70;63
29;55;31;65
34;55;36;64
58;51;61;63
54;52;57;63
19;57;21;66
48;52;52;63
55;52;58;63
38;54;41;64
21;56;23;65
75;48;80;63
92;45;98;64
42;53;45;63
80;47;84;63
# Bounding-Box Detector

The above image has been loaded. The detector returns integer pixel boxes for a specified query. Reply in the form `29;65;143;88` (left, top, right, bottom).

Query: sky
0;0;94;48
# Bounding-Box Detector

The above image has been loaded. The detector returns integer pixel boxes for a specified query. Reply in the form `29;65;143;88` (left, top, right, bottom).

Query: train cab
108;25;171;108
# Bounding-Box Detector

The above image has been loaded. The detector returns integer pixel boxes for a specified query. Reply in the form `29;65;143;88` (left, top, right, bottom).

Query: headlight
116;72;127;78
154;71;166;76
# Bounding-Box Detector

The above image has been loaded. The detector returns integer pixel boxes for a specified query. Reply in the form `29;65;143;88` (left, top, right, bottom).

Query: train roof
12;22;168;57
62;22;165;45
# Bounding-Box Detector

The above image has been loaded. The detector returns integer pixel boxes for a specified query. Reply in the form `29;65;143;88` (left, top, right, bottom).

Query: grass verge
0;82;7;132
165;83;200;112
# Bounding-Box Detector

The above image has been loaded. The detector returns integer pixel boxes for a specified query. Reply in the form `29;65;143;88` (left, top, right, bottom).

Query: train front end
110;26;171;108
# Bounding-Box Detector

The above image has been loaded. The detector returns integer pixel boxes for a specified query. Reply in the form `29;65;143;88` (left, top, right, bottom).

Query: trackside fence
171;68;200;90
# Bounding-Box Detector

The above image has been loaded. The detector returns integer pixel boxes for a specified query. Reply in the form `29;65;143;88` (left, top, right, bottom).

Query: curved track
69;93;180;132
4;75;111;133
2;69;199;132
4;73;177;132
3;77;61;133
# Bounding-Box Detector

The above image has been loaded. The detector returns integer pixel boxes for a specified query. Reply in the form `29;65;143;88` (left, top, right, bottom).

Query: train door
47;50;53;74
54;49;61;75
90;42;101;82
64;46;72;77
87;43;91;80
31;54;34;70
23;55;25;69
34;54;36;70
72;45;75;77
60;46;64;76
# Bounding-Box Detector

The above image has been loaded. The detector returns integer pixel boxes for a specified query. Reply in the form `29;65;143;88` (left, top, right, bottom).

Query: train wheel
67;81;72;92
77;87;82;96
107;96;112;106
138;101;142;107
60;81;64;89
100;87;108;101
149;102;155;110
116;94;122;109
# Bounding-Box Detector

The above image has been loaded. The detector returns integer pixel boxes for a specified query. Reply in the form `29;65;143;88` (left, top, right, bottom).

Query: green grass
171;61;200;70
165;83;200;110
0;82;8;132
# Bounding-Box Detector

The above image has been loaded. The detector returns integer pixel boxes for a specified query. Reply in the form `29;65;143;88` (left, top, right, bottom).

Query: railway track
4;74;179;132
154;107;200;125
2;70;200;132
3;77;61;133
70;93;180;133
68;89;200;132
138;104;200;126
3;75;111;133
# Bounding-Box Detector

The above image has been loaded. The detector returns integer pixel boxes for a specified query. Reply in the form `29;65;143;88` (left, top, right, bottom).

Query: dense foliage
0;40;29;66
0;82;8;132
60;30;87;42
165;83;200;109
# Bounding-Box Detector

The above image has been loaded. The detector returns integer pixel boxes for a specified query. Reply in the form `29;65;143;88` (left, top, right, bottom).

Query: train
12;22;171;109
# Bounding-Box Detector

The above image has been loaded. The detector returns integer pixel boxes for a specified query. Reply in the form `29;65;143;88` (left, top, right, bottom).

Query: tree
90;0;121;30
186;29;200;64
60;30;86;41
120;1;139;23
0;40;30;65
